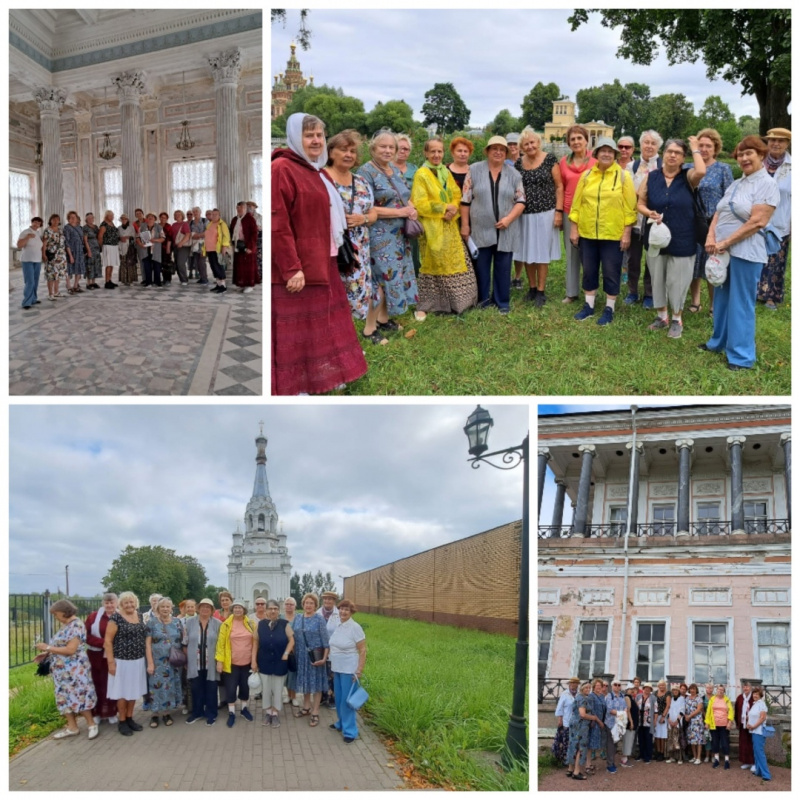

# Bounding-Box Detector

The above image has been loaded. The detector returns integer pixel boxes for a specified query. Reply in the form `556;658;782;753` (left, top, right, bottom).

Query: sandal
150;716;159;728
309;714;320;727
572;773;587;780
689;303;701;313
163;714;174;726
293;708;310;719
565;771;574;779
377;320;401;332
361;329;387;345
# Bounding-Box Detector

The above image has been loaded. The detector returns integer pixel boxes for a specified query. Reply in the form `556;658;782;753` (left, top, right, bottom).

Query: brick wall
344;520;522;636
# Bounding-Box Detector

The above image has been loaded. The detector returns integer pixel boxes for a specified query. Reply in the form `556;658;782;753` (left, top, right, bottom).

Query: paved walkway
8;267;262;395
10;702;402;791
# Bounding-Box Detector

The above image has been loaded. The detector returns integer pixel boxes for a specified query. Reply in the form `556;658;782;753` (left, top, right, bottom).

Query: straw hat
484;135;509;154
765;127;791;140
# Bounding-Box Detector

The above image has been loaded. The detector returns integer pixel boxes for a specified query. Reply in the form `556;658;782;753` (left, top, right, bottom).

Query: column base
675;530;690;537
731;528;746;536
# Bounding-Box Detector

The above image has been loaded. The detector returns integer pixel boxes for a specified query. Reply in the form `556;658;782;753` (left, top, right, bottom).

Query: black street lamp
464;405;529;768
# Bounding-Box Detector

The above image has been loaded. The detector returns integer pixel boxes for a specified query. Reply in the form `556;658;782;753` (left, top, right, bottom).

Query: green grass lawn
9;665;65;756
356;613;529;791
340;251;790;396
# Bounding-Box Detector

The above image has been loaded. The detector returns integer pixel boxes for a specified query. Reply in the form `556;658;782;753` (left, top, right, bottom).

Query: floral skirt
758;234;790;304
552;724;570;763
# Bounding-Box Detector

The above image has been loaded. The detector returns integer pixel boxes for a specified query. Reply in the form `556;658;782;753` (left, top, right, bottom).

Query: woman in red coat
230;201;259;291
272;113;368;395
85;593;119;724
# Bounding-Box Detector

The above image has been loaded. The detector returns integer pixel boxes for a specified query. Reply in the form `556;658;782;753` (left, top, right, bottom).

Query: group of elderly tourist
552;676;773;783
37;589;366;744
272;113;790;392
17;202;262;308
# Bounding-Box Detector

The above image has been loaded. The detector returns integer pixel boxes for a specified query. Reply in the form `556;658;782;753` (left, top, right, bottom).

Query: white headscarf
285;113;346;248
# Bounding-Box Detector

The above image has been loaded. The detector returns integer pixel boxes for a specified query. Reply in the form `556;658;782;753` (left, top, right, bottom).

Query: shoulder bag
337;179;360;275
386;171;423;238
728;182;782;256
346;677;369;711
301;617;326;665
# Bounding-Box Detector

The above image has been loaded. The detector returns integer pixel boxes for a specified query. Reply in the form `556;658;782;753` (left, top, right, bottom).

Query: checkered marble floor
9;270;262;396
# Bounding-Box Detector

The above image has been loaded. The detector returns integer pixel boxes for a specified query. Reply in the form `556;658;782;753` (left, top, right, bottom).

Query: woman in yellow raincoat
410;137;477;320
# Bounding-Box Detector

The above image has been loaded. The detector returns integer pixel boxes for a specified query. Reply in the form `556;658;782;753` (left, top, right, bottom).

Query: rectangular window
538;621;553;681
636;622;666;682
170;159;216;216
653;504;675;536
250;153;263;213
102;168;123;221
693;622;728;685
757;623;790;685
744;500;768;534
10;170;36;245
696;502;723;535
577;621;608;679
609;506;627;537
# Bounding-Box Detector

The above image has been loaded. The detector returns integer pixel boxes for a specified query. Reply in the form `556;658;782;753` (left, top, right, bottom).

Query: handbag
247;670;262;691
761;722;776;738
34;652;51;676
168;646;187;668
385;171;422;239
337;179;360;275
308;646;325;664
287;651;297;672
705;252;729;287
728;183;782;257
346;677;369;711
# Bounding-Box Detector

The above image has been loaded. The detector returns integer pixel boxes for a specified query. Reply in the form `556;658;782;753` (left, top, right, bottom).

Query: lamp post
463;405;529;767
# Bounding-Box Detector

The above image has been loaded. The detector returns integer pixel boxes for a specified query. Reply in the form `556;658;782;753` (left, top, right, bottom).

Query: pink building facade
537;404;791;707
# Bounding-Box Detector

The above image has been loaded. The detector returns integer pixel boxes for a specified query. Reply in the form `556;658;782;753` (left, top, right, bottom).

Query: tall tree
568;10;791;134
176;555;208;602
738;115;760;137
520;82;562;130
312;571;337;595
697;95;735;128
421;83;471;134
576;79;651;137
299;572;315;598
103;546;189;605
366;100;416;135
487;109;521;136
271;9;311;50
303;93;367;136
642;93;696;141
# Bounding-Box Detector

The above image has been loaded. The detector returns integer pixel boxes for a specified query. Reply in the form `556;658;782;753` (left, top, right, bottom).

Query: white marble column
33;87;67;221
208;47;243;222
113;70;146;217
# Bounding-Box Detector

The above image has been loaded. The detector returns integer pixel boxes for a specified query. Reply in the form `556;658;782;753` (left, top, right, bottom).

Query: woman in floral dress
83;213;103;290
144;596;184;727
566;682;593;780
684;683;706;763
42;214;67;300
35;599;98;740
63;211;86;295
357;130;419;330
689;128;734;314
292;593;330;728
323;130;381;337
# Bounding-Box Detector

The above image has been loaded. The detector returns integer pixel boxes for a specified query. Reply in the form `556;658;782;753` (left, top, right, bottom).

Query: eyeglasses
618;145;633;150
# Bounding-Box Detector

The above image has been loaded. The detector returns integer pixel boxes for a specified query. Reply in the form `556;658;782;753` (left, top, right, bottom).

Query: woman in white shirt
327;600;366;743
665;685;686;763
746;687;771;783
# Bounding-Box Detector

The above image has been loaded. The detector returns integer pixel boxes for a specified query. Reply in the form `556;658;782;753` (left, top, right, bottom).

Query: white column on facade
33;87;67;221
675;439;694;537
208;47;243;222
112;70;146;217
780;432;791;528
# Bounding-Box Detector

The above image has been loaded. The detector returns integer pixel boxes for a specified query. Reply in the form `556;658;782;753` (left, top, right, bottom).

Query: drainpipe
617;405;637;680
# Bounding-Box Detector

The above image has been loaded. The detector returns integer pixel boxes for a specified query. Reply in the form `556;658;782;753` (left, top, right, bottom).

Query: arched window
258;513;265;531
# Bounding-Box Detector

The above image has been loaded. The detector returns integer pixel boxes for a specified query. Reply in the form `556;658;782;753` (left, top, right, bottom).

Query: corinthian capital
207;47;242;86
33;87;67;115
113;71;147;104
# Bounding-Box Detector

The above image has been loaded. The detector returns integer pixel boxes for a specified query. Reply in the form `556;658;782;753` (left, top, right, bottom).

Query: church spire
252;424;270;500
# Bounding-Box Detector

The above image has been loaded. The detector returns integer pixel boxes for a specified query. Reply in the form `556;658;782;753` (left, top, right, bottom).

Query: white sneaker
694;759;701;765
665;758;673;763
53;728;79;739
88;725;99;740
243;287;254;293
741;764;751;769
93;716;100;725
291;698;300;707
751;766;757;773
109;715;118;724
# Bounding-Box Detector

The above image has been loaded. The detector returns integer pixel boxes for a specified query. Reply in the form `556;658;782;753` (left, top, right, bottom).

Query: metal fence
9;593;99;669
539;519;790;539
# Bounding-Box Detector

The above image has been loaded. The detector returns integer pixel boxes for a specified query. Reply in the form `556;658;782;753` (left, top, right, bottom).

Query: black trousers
223;663;250;704
638;725;654;762
710;727;730;756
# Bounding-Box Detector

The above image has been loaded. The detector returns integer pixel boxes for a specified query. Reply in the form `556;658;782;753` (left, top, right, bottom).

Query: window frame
744;498;769;534
168;157;217;217
687;617;735;693
571;617;613;680
538;619;555;682
651;502;676;536
10;169;38;246
248;150;263;214
751;618;790;686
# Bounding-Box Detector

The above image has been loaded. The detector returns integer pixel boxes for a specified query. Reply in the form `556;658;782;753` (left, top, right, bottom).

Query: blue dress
357;161;418;316
293;613;329;694
63;224;86;277
566;693;592;767
144;617;184;712
693;160;734;279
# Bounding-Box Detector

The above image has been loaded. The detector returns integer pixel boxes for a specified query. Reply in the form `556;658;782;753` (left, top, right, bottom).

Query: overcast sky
271;8;760;128
9;403;528;597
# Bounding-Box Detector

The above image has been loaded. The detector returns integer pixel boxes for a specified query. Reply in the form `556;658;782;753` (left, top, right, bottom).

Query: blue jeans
190;670;218;722
21;261;41;307
706;255;761;367
752;733;771;780
579;238;623;296
332;671;359;740
474;246;512;310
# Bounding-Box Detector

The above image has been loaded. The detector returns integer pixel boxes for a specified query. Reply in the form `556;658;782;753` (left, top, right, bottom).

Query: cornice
10;11;262;73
